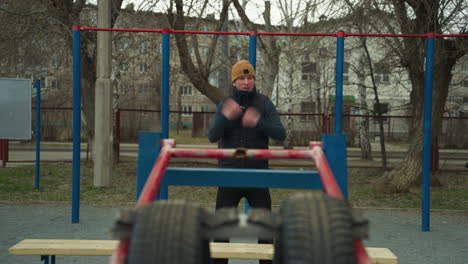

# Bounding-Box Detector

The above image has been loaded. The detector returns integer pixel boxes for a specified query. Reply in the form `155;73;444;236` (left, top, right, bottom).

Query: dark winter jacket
208;86;286;169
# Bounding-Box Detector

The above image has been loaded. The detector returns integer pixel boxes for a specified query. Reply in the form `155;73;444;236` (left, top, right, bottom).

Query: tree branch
170;0;224;104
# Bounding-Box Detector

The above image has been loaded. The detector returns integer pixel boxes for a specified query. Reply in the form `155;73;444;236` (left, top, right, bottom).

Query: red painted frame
110;139;370;264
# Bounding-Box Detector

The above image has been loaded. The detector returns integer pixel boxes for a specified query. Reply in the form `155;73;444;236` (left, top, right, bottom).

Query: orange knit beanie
231;60;256;82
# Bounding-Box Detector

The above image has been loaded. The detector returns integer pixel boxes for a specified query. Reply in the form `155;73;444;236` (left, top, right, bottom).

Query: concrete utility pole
220;0;230;95
94;0;113;187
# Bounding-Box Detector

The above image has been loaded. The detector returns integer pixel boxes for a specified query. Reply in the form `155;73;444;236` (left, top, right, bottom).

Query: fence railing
30;107;468;148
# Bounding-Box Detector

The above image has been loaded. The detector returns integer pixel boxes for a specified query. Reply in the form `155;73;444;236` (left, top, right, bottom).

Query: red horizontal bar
439;33;468;37
346;33;425;38
259;32;336;37
172;29;249;36
80;26;163;33
170;148;312;160
76;26;468;38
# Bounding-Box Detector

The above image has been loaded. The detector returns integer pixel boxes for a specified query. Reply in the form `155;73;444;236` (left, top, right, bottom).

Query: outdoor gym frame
71;25;468;231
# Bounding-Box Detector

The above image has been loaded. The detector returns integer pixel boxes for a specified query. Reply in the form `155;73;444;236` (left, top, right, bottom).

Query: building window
200;47;210;57
201;105;209;112
374;63;390;83
301;62;317;81
49;80;61;89
449;79;457;88
318;47;328;57
343;63;350;83
139;63;148;73
120;63;129;72
449;96;463;104
182;105;192;116
118;39;130;51
180;85;193;96
51;56;61;69
140;41;149;53
463;80;468;88
300;102;314;121
462;63;468;72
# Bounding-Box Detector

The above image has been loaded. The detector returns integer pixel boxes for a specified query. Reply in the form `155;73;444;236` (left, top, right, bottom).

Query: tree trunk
357;54;372;159
81;52;97;144
380;38;460;192
383;121;423;192
283;55;294;149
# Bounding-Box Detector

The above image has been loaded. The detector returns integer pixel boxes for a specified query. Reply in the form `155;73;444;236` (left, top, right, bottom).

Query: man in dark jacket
208;60;286;264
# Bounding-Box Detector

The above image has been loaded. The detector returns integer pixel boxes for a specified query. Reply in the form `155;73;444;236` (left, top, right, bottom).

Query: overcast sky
88;0;321;26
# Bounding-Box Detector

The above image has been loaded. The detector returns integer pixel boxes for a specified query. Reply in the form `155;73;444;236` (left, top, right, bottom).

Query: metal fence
30;107;468;148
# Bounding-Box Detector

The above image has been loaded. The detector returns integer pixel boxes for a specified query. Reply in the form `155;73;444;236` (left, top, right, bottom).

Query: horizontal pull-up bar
75;26;468;38
71;22;466;232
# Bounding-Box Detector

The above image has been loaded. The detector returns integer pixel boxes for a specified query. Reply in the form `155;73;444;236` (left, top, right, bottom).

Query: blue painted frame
421;36;435;232
136;133;348;201
72;26;81;224
70;27;438;230
161;30;170;139
34;80;41;190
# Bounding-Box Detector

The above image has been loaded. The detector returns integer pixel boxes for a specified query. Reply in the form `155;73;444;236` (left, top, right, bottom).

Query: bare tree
161;0;282;104
340;0;468;192
0;1;52;79
35;0;124;147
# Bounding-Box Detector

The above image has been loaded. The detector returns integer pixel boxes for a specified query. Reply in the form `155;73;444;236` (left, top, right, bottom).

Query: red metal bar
308;144;343;198
259;32;336;37
307;143;371;264
77;26;468;39
111;139;371;264
136;139;175;205
80;26;163;33
0;139;8;168
110;140;175;264
170;148;312;160
354;240;372;264
110;239;129;264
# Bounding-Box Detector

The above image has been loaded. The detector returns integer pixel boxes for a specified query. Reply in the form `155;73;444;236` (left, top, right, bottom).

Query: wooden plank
9;239;398;263
9;239;118;256
365;247;399;264
210;242;272;260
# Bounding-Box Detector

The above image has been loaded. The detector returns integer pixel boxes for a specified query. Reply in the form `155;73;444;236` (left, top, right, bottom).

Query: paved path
2;205;468;264
5;141;468;169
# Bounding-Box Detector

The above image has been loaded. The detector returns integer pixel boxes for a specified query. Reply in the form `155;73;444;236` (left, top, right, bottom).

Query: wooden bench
9;239;398;264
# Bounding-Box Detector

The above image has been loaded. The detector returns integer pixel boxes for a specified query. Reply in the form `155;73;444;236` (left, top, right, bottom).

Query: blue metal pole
35;80;41;190
72;26;81;224
161;29;170;139
422;35;435;232
334;32;345;133
249;31;257;69
245;31;258;213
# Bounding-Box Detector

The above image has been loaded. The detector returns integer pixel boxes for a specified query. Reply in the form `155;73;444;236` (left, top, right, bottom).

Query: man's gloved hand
221;98;243;120
221;98;260;128
242;107;260;128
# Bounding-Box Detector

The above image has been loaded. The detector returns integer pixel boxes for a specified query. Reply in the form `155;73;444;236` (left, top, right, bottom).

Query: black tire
274;192;355;264
127;200;209;264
